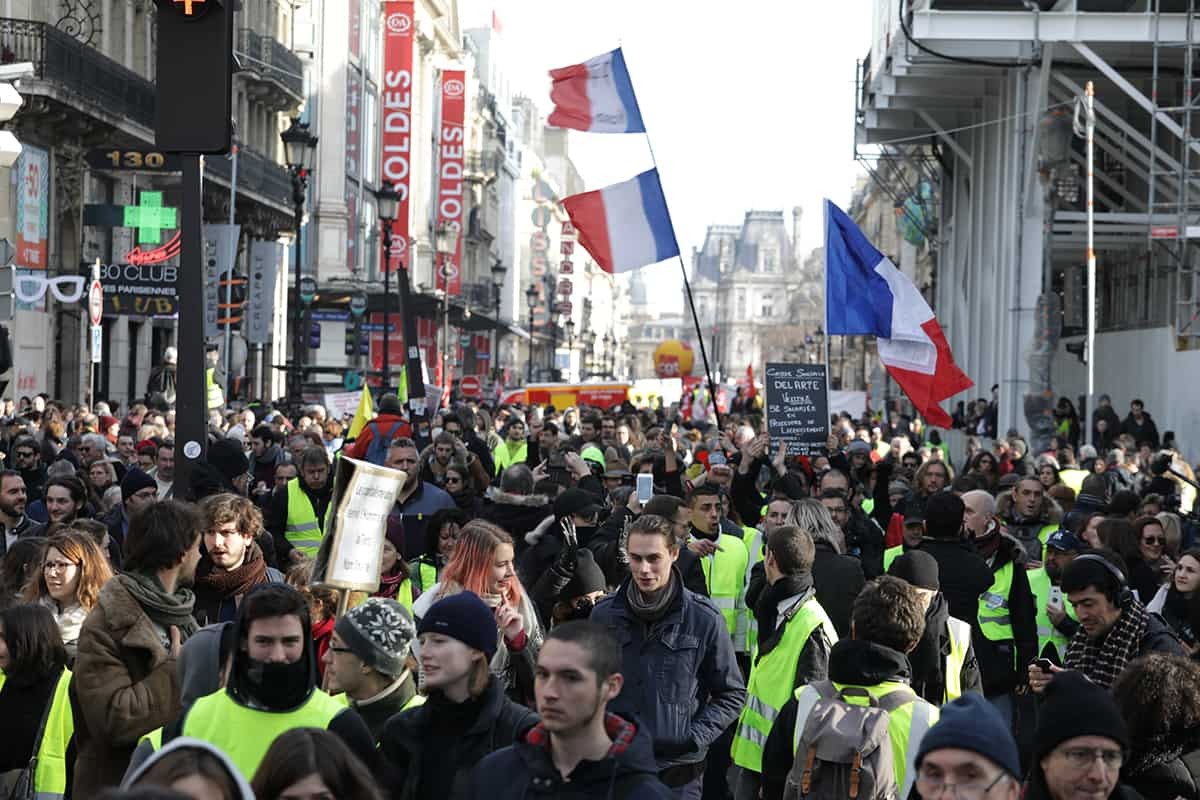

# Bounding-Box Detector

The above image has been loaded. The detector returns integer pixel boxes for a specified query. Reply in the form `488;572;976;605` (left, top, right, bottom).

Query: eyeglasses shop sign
765;362;829;456
97;262;178;316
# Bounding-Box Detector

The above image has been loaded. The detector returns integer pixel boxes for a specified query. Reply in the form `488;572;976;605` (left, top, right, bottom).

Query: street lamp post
434;221;458;399
280;117;318;405
490;257;506;387
564;318;575;382
603;332;614;379
583;330;596;377
525;283;538;384
375;181;400;392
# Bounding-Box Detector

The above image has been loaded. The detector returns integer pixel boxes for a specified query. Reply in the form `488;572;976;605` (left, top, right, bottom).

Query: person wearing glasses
1025;670;1139;800
10;435;46;503
22;529;113;663
912;693;1021;800
1126;515;1174;604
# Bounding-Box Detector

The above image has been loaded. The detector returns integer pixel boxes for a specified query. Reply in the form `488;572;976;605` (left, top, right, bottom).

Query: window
737;290;746;319
761;301;774;318
761;247;778;273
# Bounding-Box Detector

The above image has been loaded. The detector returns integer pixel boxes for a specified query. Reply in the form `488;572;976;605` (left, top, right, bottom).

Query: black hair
686;482;722;505
544;620;621;683
923;492;966;540
45;474;87;506
851;576;926;654
250;424;277;444
238;582;311;631
0;603;67;686
424;507;469;558
1061;551;1127;606
644;494;685;519
123;500;201;574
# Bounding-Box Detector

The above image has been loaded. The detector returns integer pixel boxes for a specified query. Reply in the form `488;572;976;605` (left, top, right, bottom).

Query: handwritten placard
765;362;829;456
311;456;406;592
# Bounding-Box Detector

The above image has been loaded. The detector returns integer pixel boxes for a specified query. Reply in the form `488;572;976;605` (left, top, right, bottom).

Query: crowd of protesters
0;378;1197;799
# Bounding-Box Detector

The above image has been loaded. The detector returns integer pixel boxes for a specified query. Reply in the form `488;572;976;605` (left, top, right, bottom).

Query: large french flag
562;169;679;274
824;199;973;428
548;48;645;134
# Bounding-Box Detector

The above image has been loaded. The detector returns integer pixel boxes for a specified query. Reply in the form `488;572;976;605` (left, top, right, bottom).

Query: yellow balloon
653;340;694;378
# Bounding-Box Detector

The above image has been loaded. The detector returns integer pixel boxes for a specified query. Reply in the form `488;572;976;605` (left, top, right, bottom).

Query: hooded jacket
908;592;982;704
161;588;377;776
479;487;554;554
471;713;673;800
995;491;1063;563
382;677;539;800
122;737;255;799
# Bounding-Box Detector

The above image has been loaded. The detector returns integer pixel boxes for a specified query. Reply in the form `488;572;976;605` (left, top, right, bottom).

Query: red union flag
381;1;415;272
437;69;467;295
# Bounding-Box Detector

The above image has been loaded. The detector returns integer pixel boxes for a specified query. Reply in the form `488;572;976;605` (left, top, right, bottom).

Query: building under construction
858;0;1200;455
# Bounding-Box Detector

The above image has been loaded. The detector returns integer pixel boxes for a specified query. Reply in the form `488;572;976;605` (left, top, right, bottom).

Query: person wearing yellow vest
492;418;529;474
760;576;940;800
1031;529;1083;663
887;550;981;704
998;476;1062;564
0;604;75;800
205;346;226;411
323;597;423;745
265;447;332;564
731;525;837;800
161;584;377;780
686;483;750;641
882;512;928;572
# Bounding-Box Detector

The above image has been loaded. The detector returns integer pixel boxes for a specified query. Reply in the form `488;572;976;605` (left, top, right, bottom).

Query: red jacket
342;414;412;461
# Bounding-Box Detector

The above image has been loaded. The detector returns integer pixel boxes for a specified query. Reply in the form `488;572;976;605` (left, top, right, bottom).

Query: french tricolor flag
825;200;973;428
548;48;645;134
562;169;679;274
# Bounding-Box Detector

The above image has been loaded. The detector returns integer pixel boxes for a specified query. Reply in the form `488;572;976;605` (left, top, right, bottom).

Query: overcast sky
463;0;872;313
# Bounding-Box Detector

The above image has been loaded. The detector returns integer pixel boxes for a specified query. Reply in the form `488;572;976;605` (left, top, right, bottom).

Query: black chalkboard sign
765;362;829;456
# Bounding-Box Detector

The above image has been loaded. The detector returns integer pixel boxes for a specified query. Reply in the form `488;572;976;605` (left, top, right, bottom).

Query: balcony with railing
236;28;305;106
0;18;155;131
206;145;294;215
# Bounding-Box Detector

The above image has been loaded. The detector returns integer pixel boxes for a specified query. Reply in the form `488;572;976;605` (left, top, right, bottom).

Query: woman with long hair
1126;515;1175;604
0;603;73;793
252;728;382;800
1147;548;1200;652
409;507;466;601
1036;457;1062;491
0;537;46;610
411;519;543;701
443;462;482;517
23;529;113;662
966;450;999;493
1113;654;1200;798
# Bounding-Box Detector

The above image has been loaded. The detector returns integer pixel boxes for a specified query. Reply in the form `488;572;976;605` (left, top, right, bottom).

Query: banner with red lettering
381;1;415;272
437;69;467;295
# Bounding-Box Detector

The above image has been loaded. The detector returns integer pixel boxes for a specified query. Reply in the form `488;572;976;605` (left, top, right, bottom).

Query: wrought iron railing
206;146;293;211
236;28;304;100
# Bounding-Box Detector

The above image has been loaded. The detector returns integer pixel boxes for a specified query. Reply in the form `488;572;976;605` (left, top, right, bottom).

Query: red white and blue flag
824;199;972;427
548;48;645;134
561;169;679;274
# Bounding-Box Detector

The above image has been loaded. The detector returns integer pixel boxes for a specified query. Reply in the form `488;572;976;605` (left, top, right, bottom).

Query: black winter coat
918;538;994;629
1125;743;1200;800
381;678;538;800
470;714;673;800
971;537;1039;697
811;542;865;639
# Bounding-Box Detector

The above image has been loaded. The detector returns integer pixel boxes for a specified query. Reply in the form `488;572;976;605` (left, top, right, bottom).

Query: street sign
343;370;363;391
86;148;181;172
531;206;552;228
558;278;573;296
88;279;103;326
299;276;317;305
349;292;367;316
90;325;102;364
557;300;573;315
460;375;481;398
560;259;573;274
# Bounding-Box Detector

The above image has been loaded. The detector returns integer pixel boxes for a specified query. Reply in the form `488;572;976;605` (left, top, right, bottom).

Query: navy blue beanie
417;591;498;659
916;693;1021;779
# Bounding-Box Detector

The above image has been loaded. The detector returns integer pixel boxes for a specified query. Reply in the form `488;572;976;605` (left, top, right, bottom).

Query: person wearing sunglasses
1126;515;1174;605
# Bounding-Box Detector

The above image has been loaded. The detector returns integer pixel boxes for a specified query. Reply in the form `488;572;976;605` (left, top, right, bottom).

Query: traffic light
344;320;358;357
345;316;368;357
154;0;233;154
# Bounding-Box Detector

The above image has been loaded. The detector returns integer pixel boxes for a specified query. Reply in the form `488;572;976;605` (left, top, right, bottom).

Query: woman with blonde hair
410;519;542;701
23;529;113;662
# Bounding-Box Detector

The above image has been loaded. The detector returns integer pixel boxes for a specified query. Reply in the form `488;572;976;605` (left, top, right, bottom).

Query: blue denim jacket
590;571;747;770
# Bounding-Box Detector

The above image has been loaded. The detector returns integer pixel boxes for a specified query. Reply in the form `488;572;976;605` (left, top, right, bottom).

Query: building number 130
104;150;167;169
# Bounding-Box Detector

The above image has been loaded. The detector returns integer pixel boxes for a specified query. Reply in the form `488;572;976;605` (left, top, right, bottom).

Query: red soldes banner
437;69;466;295
381;1;415;272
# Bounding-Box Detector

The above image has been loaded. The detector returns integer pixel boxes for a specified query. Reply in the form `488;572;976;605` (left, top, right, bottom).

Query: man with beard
193;493;284;626
162;583;376;778
10;435;46;502
151;440;175;499
45;474;88;525
887;550;981;704
248;425;287;505
1029;530;1081;663
731;525;837;800
71;500;203;794
471;621;672;799
0;469;45;554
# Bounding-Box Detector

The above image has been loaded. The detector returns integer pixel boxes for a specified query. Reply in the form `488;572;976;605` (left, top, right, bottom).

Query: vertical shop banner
246;240;281;345
381;0;415;272
201;224;240;340
368;311;405;370
437;69;466;295
15;145;49;270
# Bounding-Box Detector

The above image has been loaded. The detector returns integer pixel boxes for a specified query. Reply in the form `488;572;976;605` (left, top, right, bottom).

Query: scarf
116;570;199;638
376;565;406;600
626;572;679;623
193;542;268;599
753;573;813;652
1065;599;1149;688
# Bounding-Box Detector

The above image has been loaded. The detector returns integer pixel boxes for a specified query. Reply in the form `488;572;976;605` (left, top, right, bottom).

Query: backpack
783;680;914;800
364;420;405;466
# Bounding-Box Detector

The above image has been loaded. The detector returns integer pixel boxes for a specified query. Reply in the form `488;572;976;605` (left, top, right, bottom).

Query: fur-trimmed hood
996;490;1063;527
484;486;550;507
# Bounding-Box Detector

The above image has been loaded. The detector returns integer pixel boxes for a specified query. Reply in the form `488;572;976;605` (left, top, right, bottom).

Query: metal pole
176;154;208;491
292;176;304;404
1085;80;1096;448
381;225;391;393
224;139;237;390
527;305;534;384
441;256;450;405
89;259;98;409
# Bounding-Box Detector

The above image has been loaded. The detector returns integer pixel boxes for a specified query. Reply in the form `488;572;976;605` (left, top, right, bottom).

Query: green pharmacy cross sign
123;191;178;244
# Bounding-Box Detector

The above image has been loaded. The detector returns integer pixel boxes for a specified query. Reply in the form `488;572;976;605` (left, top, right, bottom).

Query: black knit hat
888;550;940;591
562;549;606;598
1035;670;1129;759
120;468;157;502
207;437;249;483
417;591;498;659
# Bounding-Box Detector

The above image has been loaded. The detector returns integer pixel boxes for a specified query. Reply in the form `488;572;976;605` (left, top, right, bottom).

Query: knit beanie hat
1034;670;1129;759
120;468;157;502
563;549;606;598
334;598;415;677
888;550;940;591
207;438;249;484
417;591;498;659
917;693;1021;779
